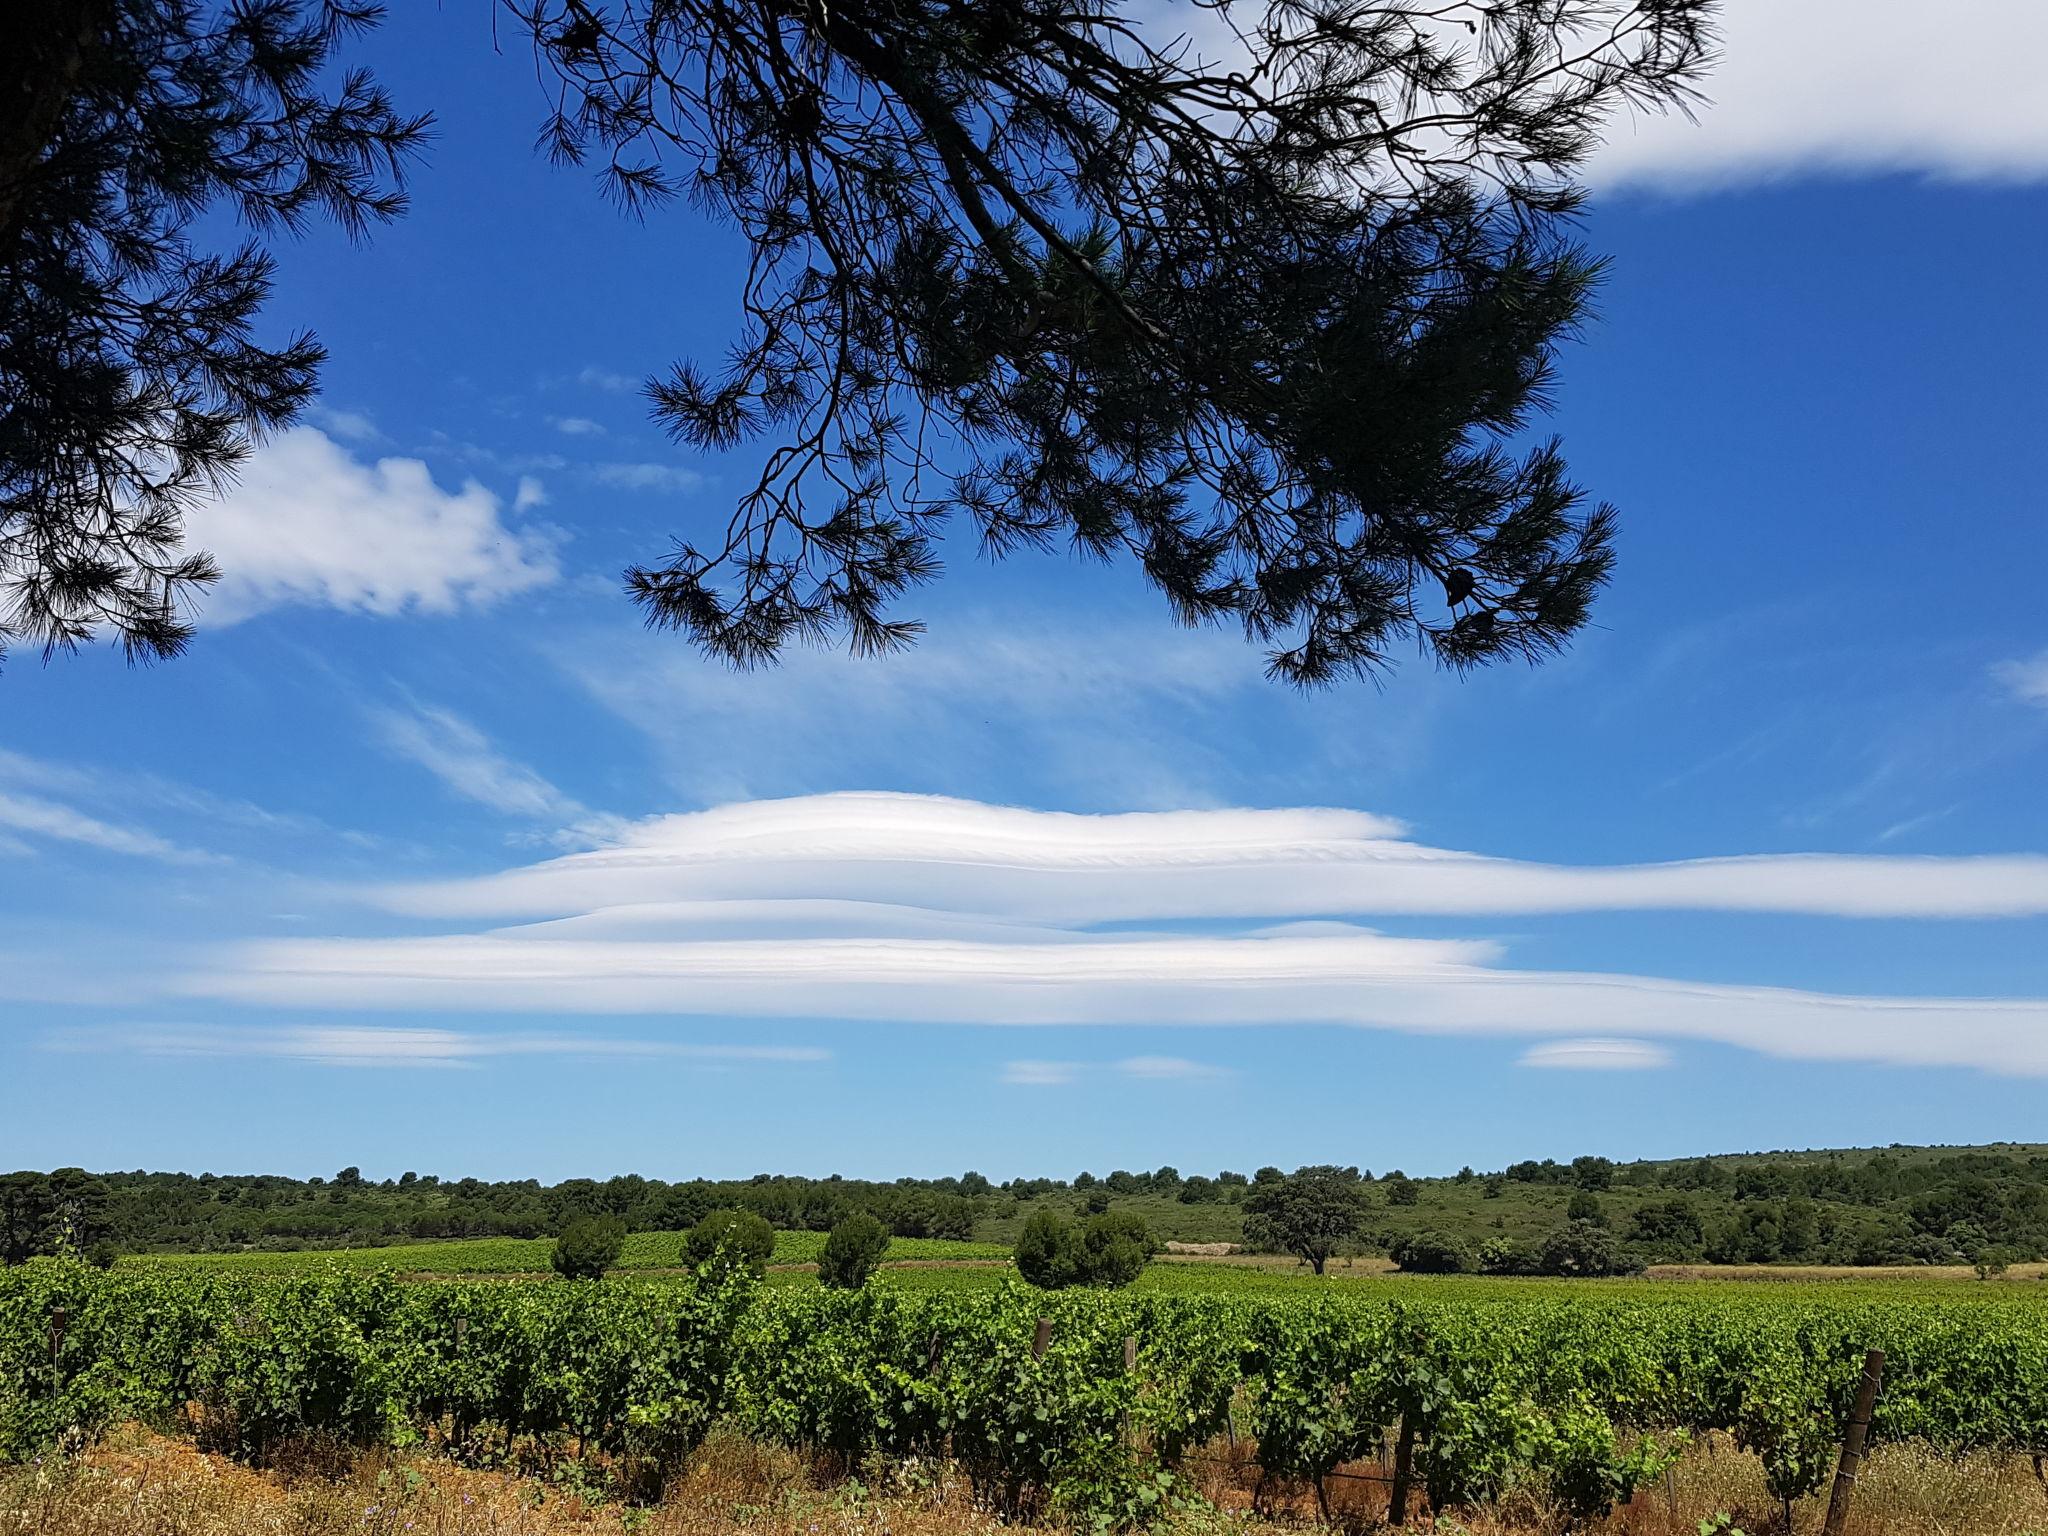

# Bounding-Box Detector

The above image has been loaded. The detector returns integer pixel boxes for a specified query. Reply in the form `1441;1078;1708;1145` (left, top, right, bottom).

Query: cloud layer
49;1024;829;1071
172;792;2048;1077
369;793;2048;923
1589;0;2048;190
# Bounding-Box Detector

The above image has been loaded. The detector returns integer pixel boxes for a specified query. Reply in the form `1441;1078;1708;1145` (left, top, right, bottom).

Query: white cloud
1590;1;2048;191
370;792;2048;924
46;1024;829;1071
514;476;549;513
168;790;2048;1079
308;405;381;442
1994;651;2048;709
1004;1056;1227;1086
367;700;626;850
1003;1060;1077;1086
1117;1055;1227;1081
1519;1038;1674;1072
592;461;704;493
1139;0;2048;193
185;427;559;624
550;416;607;437
370;701;584;821
578;366;637;393
0;788;202;862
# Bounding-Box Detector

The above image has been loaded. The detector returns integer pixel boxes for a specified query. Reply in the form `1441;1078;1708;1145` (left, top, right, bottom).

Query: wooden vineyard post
1821;1349;1886;1536
927;1330;943;1375
1388;1414;1415;1527
49;1306;67;1389
1120;1335;1139;1444
1032;1316;1052;1359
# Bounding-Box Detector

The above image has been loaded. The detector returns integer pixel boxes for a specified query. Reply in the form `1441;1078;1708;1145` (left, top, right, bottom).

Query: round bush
1015;1208;1083;1288
1390;1230;1472;1274
551;1215;626;1280
683;1208;775;1275
818;1211;891;1288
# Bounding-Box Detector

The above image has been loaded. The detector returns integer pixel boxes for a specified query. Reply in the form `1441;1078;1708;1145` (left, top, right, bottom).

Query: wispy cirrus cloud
1994;650;2048;710
46;1024;830;1071
0;789;200;863
366;699;625;849
591;461;704;493
1003;1056;1227;1087
170;791;2048;1078
370;700;585;822
1518;1038;1673;1072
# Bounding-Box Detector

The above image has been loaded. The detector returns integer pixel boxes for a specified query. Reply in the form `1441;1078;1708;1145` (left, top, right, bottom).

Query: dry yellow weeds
5;1427;2045;1536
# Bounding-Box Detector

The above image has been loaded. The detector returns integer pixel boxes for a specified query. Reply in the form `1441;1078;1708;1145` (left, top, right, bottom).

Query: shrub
1390;1230;1472;1274
1016;1209;1156;1289
1478;1237;1528;1275
683;1208;775;1275
551;1215;626;1279
1015;1208;1084;1288
1077;1209;1155;1287
1532;1222;1638;1277
818;1211;890;1288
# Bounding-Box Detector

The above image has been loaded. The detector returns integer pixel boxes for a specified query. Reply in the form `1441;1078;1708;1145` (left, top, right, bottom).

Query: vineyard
5;1260;2047;1528
119;1231;1011;1276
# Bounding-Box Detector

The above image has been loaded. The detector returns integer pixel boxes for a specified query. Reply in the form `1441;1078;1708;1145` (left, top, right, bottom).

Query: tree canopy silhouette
518;0;1714;683
2;0;1712;685
0;1;425;668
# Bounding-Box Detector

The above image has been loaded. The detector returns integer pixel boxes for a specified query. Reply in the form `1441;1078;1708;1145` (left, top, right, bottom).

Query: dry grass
1639;1265;2048;1285
5;1428;2045;1536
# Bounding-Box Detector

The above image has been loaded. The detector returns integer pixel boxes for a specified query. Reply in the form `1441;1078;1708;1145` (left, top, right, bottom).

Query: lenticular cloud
179;792;2048;1077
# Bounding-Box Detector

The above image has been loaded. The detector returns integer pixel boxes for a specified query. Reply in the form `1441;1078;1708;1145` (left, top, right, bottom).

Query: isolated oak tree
0;2;426;666
519;0;1714;683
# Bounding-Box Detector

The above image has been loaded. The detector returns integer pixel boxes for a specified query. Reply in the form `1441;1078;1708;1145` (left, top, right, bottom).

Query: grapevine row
3;1263;2044;1522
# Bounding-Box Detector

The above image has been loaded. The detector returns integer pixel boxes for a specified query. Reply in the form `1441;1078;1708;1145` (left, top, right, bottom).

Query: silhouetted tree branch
517;0;1715;683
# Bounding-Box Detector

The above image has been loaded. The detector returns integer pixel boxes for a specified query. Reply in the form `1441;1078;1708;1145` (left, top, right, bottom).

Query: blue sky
4;2;2048;1185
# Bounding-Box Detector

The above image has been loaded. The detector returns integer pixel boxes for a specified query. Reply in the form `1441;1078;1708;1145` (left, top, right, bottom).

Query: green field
120;1229;1011;1275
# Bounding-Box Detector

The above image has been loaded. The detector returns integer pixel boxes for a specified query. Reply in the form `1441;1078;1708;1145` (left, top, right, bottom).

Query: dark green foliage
14;1144;2048;1268
1573;1156;1616;1191
1242;1166;1371;1275
684;1208;775;1275
1567;1191;1606;1225
0;1168;110;1263
0;1175;54;1265
1478;1237;1527;1275
516;0;1712;685
1014;1208;1155;1289
1390;1231;1472;1274
551;1215;626;1279
1076;1209;1156;1288
0;1;425;665
1532;1222;1638;1278
1386;1177;1421;1207
817;1212;890;1289
1630;1196;1703;1248
1014;1208;1081;1289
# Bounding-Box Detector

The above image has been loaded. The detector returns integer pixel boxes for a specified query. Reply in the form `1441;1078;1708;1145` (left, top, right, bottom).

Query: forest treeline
4;1144;2046;1266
